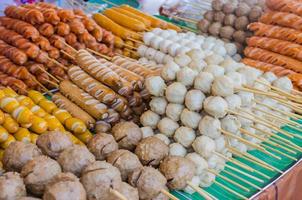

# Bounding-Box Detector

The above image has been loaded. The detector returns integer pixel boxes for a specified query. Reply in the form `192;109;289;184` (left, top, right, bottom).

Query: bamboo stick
186;182;217;200
222;169;262;190
214;181;248;200
86;48;112;60
225;164;264;183
160;189;179;200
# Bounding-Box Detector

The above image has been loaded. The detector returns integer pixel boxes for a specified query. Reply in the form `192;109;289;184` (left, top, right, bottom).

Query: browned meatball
21;155;62;196
128;166;167;200
87;133;118;160
107;149;142;181
0;172;26;199
36;131;73;159
135;136;168;167
152;186;169;200
43;172;86;200
3;141;42;172
159;156;196;190
80;161;122;200
18;197;41;200
117;182;139;200
112;121;142;150
57;145;95;177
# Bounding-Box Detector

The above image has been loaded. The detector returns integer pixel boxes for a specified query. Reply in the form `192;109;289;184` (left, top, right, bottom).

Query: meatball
21;156;61;196
159;156;195;190
36;131;73;159
192;136;216;159
129;166;167;200
0;172;26;199
135;136;169;166
3;141;42;172
107;149;142;181
57;145;95;176
203;96;228;118
112;122;142;150
80;161;122;200
116;182;139;200
18;197;41;200
43;173;86;200
87;133;118;160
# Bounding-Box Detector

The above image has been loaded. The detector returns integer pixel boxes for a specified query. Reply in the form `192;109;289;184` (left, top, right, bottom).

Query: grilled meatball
116;182;139;200
87;133;118;160
0;172;26;199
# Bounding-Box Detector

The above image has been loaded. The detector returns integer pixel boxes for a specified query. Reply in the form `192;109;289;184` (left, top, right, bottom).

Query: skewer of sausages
4;6;44;25
0;40;28;65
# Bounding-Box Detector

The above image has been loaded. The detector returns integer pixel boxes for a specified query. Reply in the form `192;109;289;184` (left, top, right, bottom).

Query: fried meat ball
3;141;42;172
43;172;86;200
36;131;73;159
80;161;122;200
129;166;167;200
107;149;142;181
87;133;118;160
21;156;61;196
135;136;169;167
57;145;95;176
0;172;26;199
159;156;195;190
112;121;142;150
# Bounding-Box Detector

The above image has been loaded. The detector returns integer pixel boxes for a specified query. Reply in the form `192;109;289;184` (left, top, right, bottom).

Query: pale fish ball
168;43;181;57
186;49;206;61
225;94;242;110
145;48;157;60
238;66;262;86
212;44;227;57
196;35;205;41
185;31;196;38
254;123;272;135
198;115;221;139
186;153;208;175
169;36;181;42
177;46;191;55
203;96;228;118
186;42;201;50
192;135;216;159
177;38;191;46
163;55;174;64
253;77;270;92
276;103;292;113
242;126;256;141
154;51;166;64
138;57;149;64
235;143;247;153
180;109;201;129
151;28;163;34
215;135;226;153
174;54;192;67
188;60;207;72
232;54;242;62
224;43;237;56
165;103;184;122
169;143;187;157
137;45;148;57
203;65;225;78
204;50;214;57
261;98;277;108
204;54;224;65
143;32;155;45
150;97;167;115
150;36;164;50
237;91;254;107
262;72;277;83
211;75;234;97
157;117;179;137
145;76;166;96
220;57;241;73
165;82;187;104
185;90;205;112
178;32;186;38
273;77;293;93
141;127;154;138
215;39;225;46
167;29;177;36
174;126;196;148
221;115;241;134
199;171;216;187
194;72;214;94
161;61;180;81
237;115;253;128
184;176;201;194
177;67;198;87
226;71;246;88
207;154;225;172
160;40;173;53
205;36;217;44
154;133;170;145
202;40;216;50
159;30;171;39
140;110;160;129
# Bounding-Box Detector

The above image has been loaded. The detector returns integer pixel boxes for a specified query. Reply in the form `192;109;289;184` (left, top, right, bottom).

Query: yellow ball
20;123;32;129
45;115;65;131
1;97;19;113
14;128;31;143
12;106;33;124
52;108;72;124
0;134;16;149
65;118;87;135
39;99;57;114
28;90;44;104
30;116;48;134
17;96;35;108
3;114;19;134
0;126;9;143
77;130;93;144
30;105;47;118
30;133;39;144
3;88;18;97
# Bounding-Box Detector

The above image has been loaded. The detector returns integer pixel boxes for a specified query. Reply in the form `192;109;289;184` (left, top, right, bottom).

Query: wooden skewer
214;181;248;200
124;48;138;54
171;15;198;24
44;79;59;88
213;152;254;172
186;182;217;200
122;43;138;50
269;136;300;153
225;164;264;183
109;188;127;200
160;189;179;200
261;143;297;161
62;41;78;54
37;66;60;83
61;50;75;60
127;37;144;45
86;48;112;60
31;77;52;96
207;169;250;192
222;169;262;190
236;86;279;98
292;88;302;96
270;96;302;114
47;57;68;70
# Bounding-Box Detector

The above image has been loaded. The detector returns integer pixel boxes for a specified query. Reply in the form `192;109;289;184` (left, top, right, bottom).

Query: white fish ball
221;115;241;133
174;54;192;67
212;44;227;57
192;136;216;159
186;153;208;175
235;143;247;153
157;117;179;137
174;126;196;147
165;103;184;122
160;40;173;53
151;28;163;34
194;72;214;94
253;78;270;92
154;133;170;145
163;55;174;64
177;67;198;87
188;60;207;72
159;31;171;38
185;90;205;111
143;32;155;45
150;97;167;115
211;75;234;97
199;171;216;187
273;77;293;93
177;46;191;55
150;36;164;49
168;43;181;57
141;127;154;138
237;91;254;107
215;135;226;153
207;154;225;172
184;176;201;194
161;61;180;81
262;72;277;83
204;54;224;65
220;57;241;73
224;43;237;56
203;96;228;118
186;49;205;61
169;143;187;157
154;51;166;64
226;71;246;88
180;109;201;129
198;115;221;139
203;65;225;77
225;94;242;110
145;48;157;60
165;82;187;104
140;110;160;129
137;45;148;57
145;76;166;96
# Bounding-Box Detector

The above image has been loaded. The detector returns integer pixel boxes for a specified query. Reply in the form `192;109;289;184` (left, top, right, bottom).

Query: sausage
103;9;146;32
59;80;109;120
34;36;51;51
81;17;96;32
56;22;70;36
68;18;85;34
52;92;96;129
112;7;151;28
47;47;60;59
57;9;75;22
0;40;28;65
5;6;45;25
38;23;55;37
65;33;77;45
91;26;103;42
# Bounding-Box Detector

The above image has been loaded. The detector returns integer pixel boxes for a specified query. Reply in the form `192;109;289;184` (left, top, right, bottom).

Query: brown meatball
107;149;142;181
197;19;210;33
0;172;26;199
112;121;142;150
204;11;214;22
21;156;62;196
234;16;249;30
3;141;42;172
87;133;118;160
128;166;167;200
18;197;41;200
43;173;86;200
152;186;169;200
159;156;196;190
117;182;139;200
213;11;225;22
57;145;95;177
36;131;73;159
80;161;122;200
135;136;168;167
